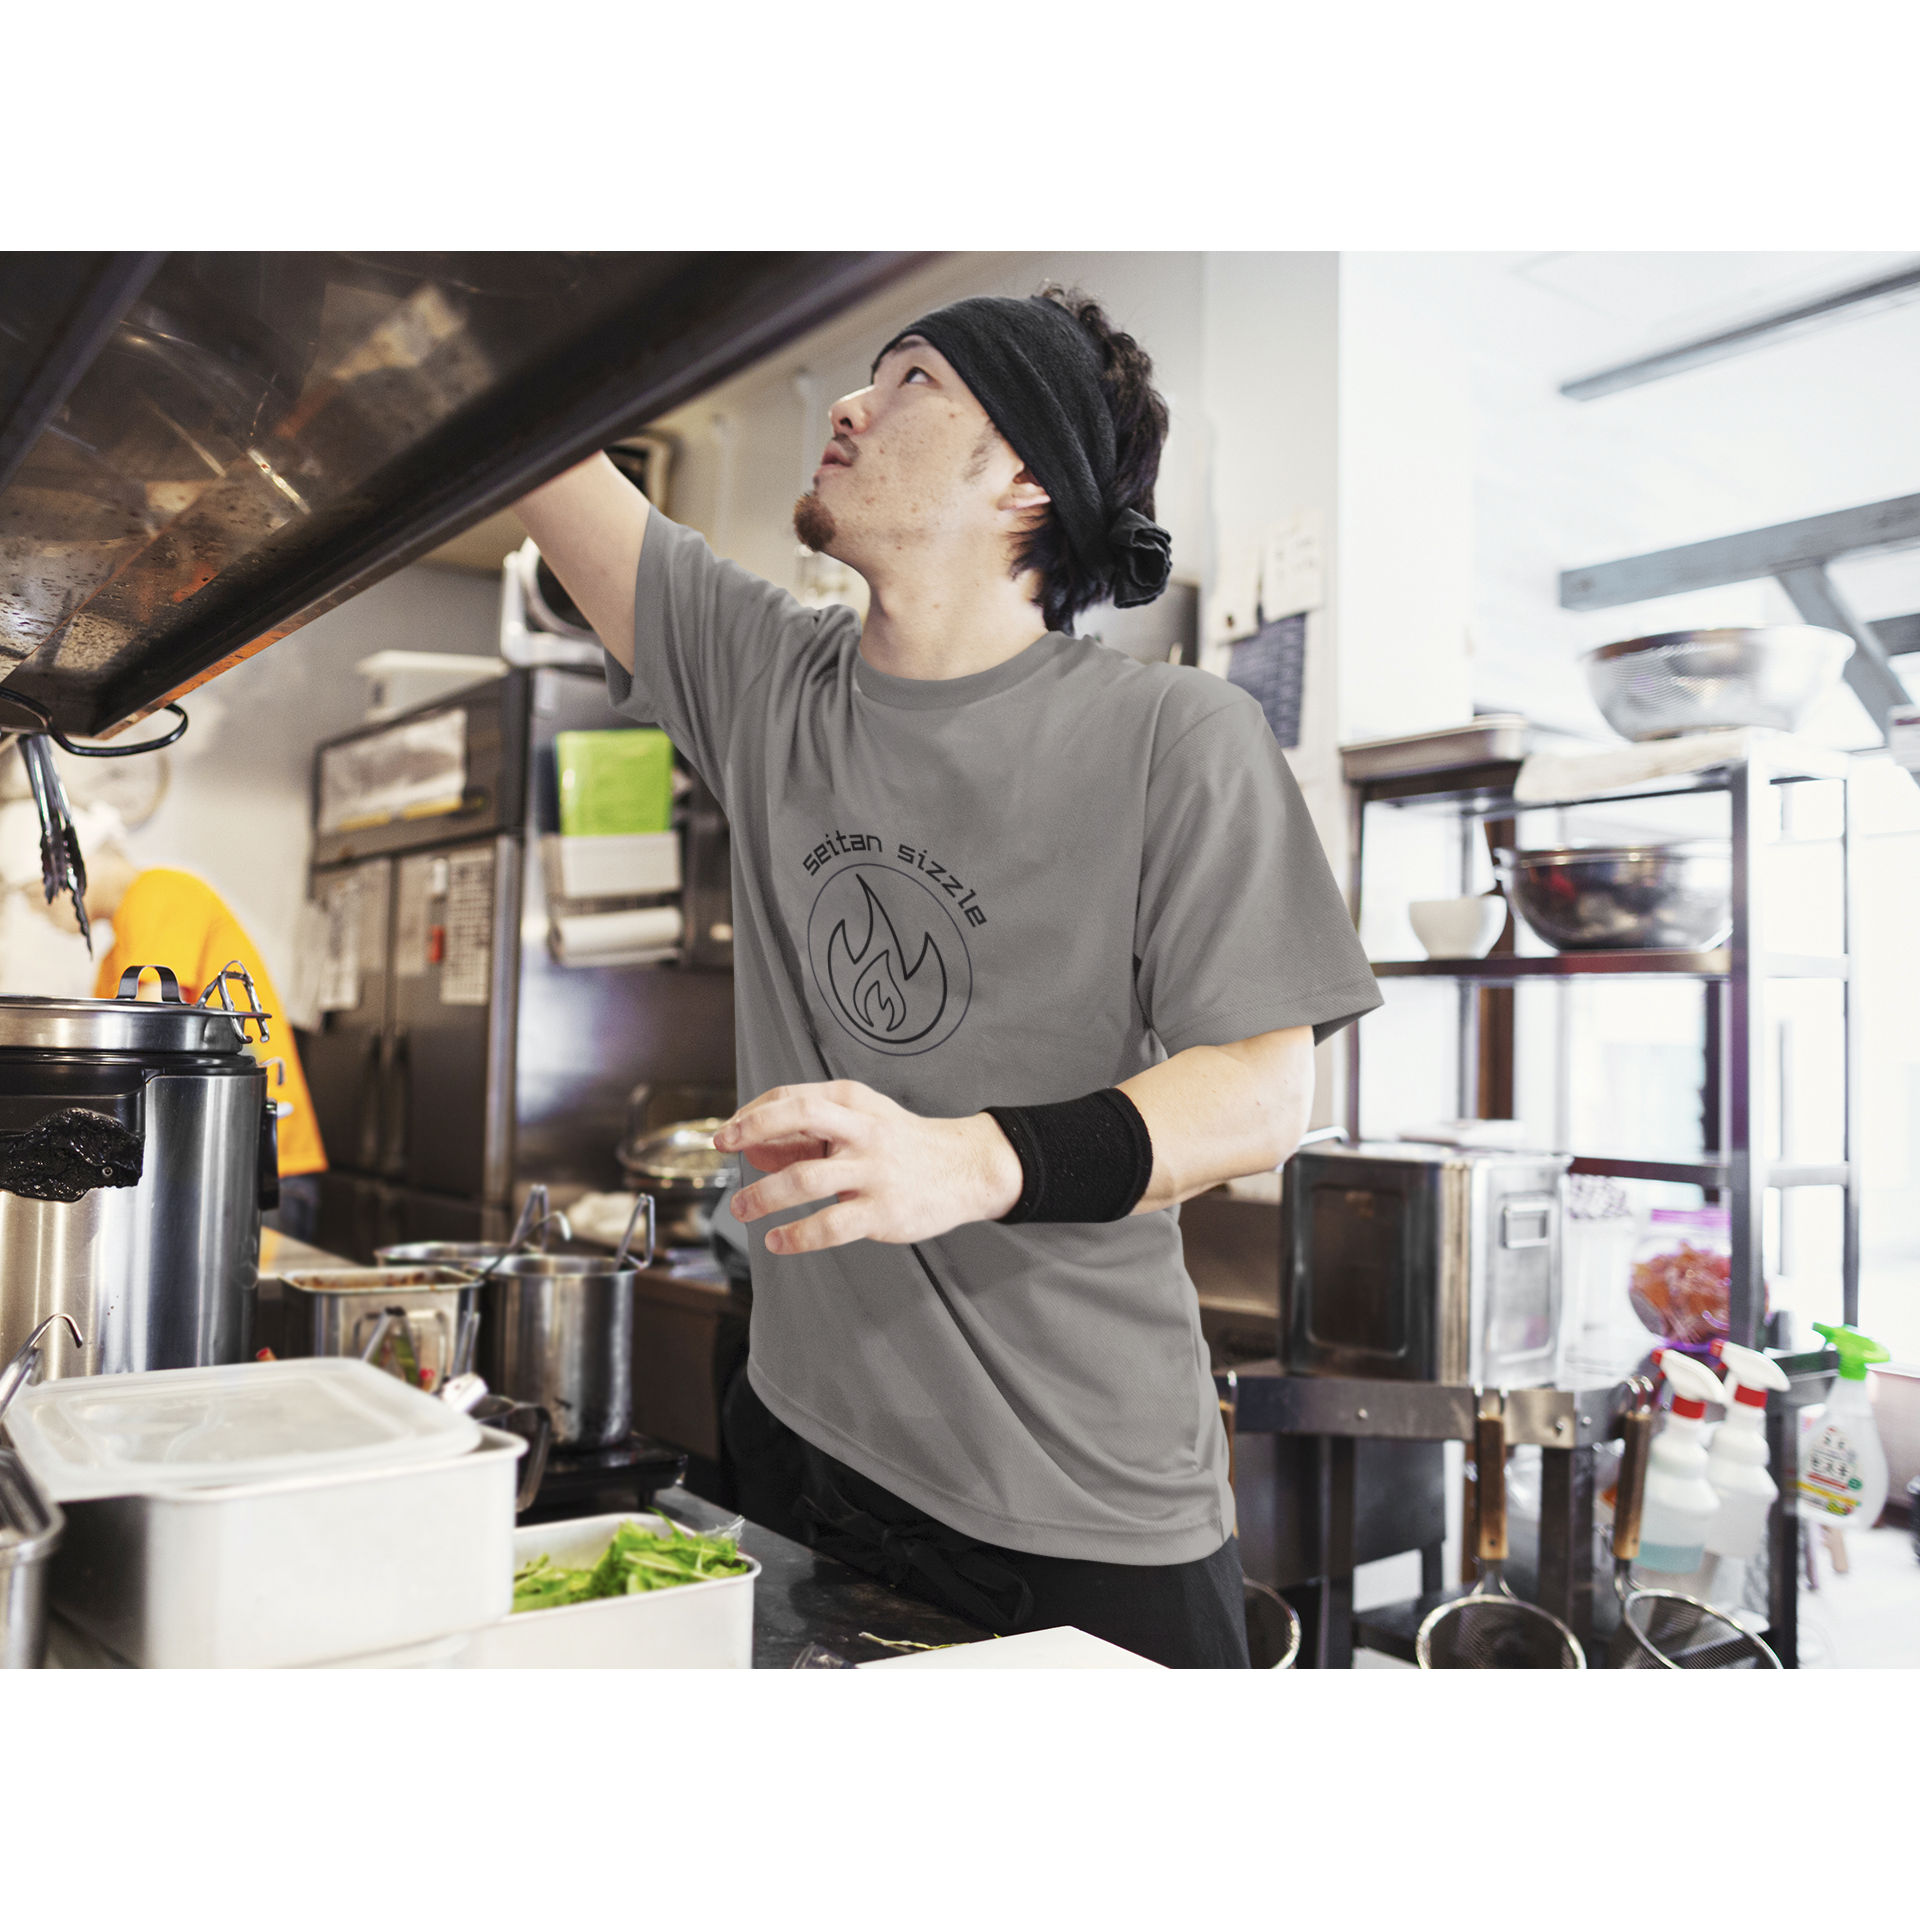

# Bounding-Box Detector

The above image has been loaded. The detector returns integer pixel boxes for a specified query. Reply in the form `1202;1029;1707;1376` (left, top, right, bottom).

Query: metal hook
0;1313;85;1423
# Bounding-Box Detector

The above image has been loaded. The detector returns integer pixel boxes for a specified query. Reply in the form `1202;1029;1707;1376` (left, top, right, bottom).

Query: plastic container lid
1;1358;479;1502
1648;1207;1729;1229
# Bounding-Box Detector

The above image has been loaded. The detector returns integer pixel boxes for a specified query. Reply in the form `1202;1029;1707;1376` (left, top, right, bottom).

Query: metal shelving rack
1283;735;1863;1666
1342;740;1862;1345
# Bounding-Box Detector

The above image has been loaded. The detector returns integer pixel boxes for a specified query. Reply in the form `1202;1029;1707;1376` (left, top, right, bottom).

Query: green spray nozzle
1813;1322;1890;1381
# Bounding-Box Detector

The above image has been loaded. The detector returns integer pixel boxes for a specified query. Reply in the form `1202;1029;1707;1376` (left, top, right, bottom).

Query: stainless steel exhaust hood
0;251;927;739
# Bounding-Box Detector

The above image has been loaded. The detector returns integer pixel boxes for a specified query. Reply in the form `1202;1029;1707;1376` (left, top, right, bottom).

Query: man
517;286;1381;1666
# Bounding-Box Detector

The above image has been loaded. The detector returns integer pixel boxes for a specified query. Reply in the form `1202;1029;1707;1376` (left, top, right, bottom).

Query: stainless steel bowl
1580;627;1853;741
1496;845;1732;952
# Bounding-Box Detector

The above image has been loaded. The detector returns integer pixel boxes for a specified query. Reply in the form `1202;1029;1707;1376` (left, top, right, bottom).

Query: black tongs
19;734;91;950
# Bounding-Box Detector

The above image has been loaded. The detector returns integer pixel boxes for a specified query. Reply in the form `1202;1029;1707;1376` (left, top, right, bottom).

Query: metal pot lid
0;992;252;1055
374;1242;513;1269
281;1266;479;1294
615;1118;738;1191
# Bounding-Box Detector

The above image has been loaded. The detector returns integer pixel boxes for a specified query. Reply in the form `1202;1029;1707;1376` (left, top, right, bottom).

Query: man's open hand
715;1080;1023;1255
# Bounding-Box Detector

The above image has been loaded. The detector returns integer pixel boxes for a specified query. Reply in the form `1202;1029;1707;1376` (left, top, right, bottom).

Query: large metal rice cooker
0;967;277;1378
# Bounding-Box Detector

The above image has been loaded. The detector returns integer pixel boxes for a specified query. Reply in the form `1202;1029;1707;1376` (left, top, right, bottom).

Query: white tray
456;1512;759;1668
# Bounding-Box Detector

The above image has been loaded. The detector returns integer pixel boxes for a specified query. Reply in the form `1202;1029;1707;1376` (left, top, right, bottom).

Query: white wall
1336;253;1476;744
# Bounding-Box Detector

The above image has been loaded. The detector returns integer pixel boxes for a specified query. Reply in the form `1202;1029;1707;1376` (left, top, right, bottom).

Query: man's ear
1003;463;1051;517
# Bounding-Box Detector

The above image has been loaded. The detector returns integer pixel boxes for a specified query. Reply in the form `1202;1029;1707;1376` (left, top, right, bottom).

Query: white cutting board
863;1626;1161;1669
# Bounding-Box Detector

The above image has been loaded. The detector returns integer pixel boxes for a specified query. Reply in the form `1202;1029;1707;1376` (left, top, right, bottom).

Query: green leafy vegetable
511;1516;749;1614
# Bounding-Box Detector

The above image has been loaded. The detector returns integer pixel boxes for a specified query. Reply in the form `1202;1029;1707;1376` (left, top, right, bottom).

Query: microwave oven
1279;1143;1571;1387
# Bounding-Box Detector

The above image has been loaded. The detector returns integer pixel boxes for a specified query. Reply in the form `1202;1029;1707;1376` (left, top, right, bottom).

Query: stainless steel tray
1340;715;1533;782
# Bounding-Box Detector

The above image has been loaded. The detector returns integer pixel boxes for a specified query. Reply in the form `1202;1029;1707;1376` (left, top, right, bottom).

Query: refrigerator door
304;857;393;1176
391;839;505;1198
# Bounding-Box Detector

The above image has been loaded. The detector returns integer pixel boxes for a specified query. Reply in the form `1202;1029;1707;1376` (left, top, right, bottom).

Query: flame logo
826;874;949;1046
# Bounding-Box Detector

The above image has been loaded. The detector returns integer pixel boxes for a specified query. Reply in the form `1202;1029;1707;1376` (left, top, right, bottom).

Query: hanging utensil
1416;1388;1587;1668
19;734;91;949
2;686;189;957
0;1315;84;1426
1607;1374;1781;1669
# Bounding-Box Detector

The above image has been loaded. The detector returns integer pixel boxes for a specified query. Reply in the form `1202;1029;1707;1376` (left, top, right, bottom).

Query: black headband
873;295;1172;611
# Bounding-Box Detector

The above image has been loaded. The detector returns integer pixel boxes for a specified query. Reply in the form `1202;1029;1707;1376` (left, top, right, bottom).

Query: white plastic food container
456;1512;759;1669
4;1357;480;1500
2;1360;522;1669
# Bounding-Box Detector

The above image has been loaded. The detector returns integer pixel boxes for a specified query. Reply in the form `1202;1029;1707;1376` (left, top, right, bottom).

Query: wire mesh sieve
1416;1389;1587;1670
1606;1375;1782;1670
1610;1588;1781;1669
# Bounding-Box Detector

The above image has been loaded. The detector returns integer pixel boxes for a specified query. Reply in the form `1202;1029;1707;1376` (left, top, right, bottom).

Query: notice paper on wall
1203;539;1261;649
439;848;494;1006
1259;511;1324;622
316;873;361;1013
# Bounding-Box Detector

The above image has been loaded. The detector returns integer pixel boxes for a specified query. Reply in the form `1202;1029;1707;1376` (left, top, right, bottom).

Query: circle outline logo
805;861;973;1057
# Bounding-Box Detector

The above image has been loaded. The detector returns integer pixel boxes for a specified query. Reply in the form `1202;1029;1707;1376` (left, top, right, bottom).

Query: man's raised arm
514;454;650;673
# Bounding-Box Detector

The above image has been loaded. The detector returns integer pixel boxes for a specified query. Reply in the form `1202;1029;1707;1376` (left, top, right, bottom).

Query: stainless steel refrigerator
301;665;735;1260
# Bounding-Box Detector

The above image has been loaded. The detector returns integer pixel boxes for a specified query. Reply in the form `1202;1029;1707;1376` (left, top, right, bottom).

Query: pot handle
1474;1388;1508;1569
613;1191;656;1270
508;1403;552;1513
116;964;185;1003
473;1397;553;1513
1612;1377;1656;1570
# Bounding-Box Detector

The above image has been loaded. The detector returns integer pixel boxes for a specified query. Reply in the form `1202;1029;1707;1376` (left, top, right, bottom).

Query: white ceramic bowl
1409;896;1507;960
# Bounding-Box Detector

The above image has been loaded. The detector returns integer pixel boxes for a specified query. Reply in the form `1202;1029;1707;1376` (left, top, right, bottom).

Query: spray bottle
1633;1348;1726;1578
1697;1341;1790;1613
1798;1322;1892;1531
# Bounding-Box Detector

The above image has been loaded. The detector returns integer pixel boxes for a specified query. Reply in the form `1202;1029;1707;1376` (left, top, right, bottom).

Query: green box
556;728;674;837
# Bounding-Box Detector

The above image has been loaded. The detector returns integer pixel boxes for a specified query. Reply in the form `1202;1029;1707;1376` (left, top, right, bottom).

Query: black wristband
984;1088;1154;1225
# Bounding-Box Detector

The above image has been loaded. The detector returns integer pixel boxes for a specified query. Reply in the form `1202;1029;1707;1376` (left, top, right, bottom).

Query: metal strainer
1607;1377;1782;1670
1416;1389;1587;1669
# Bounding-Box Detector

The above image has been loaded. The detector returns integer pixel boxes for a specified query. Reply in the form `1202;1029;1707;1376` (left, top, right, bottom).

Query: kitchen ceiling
1512;250;1920;374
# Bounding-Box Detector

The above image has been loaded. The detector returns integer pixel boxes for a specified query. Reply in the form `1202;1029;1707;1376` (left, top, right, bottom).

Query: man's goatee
793;491;837;553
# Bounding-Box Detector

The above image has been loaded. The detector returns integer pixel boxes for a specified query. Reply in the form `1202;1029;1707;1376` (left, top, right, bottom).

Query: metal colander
1417;1389;1587;1670
1606;1377;1782;1671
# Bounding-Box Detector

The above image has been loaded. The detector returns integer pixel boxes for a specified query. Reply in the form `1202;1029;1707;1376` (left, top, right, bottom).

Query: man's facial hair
793;490;837;554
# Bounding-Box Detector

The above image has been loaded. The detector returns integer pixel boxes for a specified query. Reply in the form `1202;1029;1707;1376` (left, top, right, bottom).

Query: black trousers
723;1368;1250;1669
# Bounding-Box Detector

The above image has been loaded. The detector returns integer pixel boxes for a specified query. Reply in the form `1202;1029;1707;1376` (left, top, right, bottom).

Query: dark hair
1011;284;1170;634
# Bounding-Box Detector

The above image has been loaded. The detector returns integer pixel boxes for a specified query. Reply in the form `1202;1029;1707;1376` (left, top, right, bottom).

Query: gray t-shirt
606;512;1381;1565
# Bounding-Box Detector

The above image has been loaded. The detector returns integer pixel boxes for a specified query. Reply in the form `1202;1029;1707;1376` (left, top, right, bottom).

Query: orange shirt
93;869;327;1178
